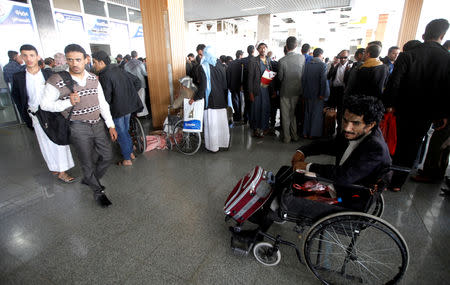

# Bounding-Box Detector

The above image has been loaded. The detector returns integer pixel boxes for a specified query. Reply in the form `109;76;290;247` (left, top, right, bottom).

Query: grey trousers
70;120;113;191
280;96;300;142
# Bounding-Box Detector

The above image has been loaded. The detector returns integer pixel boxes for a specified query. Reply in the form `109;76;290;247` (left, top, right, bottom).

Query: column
257;14;271;43
397;0;424;49
140;0;186;128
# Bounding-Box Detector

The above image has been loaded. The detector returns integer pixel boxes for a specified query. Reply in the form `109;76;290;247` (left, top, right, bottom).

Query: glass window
108;3;127;21
83;0;106;17
53;0;81;12
128;9;141;24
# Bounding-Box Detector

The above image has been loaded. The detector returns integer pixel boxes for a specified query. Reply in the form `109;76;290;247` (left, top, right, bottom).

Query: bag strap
57;71;75;119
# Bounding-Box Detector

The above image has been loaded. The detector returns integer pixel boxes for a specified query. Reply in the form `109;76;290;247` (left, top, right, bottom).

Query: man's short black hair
402;40;421;52
187;53;194;58
92;50;111;65
226;56;233;62
235;50;243;59
124;54;131;61
247;45;255;54
366;44;381;58
313;48;323;57
64;44;87;58
344;95;385;126
257;42;267;50
116;54;123;59
20;44;38;54
423;18;449;41
388;46;400;54
44;57;53;65
8;50;18;60
286;36;298;51
301;43;310;53
196;44;206;52
131;50;138;58
355;48;365;57
219;55;227;63
368;41;382;48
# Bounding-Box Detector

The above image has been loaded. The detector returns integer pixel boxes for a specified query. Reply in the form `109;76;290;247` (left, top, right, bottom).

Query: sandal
117;160;132;166
58;172;75;183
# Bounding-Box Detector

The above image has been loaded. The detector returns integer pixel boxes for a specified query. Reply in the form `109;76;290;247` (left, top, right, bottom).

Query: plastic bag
183;98;204;132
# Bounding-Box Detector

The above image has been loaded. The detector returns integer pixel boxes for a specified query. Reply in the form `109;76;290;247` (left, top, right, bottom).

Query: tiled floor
0;122;449;284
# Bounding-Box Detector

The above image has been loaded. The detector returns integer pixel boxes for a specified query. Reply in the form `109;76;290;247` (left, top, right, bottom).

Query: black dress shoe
93;189;112;207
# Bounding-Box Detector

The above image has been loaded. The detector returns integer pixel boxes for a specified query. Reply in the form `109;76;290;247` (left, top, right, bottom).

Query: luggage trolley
224;166;409;285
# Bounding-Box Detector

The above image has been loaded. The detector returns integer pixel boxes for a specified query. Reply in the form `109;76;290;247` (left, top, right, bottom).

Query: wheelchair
129;114;146;154
226;167;409;285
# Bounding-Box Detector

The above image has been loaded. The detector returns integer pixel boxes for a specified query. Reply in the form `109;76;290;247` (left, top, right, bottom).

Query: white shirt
25;69;45;111
333;61;349;87
41;70;115;128
339;132;370;166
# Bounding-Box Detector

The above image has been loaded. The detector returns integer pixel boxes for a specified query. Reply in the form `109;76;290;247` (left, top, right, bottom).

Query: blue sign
133;25;143;38
0;5;33;29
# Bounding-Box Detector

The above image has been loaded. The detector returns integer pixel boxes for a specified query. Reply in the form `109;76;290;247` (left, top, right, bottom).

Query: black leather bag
34;71;75;145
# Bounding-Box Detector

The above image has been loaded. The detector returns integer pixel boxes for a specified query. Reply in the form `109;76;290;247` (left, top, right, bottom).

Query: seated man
239;95;391;236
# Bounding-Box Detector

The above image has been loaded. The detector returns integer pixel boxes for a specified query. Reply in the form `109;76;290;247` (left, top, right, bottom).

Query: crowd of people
1;18;449;208
186;18;449;192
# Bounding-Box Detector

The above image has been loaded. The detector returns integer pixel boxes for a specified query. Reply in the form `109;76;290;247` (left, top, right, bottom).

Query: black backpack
34;71;75;145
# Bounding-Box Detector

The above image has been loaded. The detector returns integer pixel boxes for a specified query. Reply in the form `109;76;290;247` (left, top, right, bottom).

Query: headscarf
200;46;217;107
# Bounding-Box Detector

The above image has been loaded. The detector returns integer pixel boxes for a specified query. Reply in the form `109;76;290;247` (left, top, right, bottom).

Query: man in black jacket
92;50;143;166
241;45;255;124
11;44;75;183
383;18;450;191
226;50;244;122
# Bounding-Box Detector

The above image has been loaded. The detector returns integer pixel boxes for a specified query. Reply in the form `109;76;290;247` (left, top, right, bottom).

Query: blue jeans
113;114;133;160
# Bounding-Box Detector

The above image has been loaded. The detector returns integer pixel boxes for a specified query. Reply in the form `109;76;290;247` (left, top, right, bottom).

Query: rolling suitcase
224;166;275;223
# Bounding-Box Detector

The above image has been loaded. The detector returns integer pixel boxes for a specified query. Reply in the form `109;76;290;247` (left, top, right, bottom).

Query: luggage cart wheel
253;242;281;266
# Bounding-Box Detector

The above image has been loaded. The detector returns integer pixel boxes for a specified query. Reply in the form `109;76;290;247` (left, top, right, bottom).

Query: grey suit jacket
277;52;305;97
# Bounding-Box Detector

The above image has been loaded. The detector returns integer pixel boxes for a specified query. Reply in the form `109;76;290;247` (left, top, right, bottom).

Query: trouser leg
289;96;299;140
92;122;113;180
231;90;242;121
113;114;133;160
280;96;291;142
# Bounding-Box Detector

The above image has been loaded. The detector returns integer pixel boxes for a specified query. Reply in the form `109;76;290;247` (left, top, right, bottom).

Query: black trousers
243;89;251;123
391;115;431;188
230;90;242;122
70;120;113;191
328;86;345;133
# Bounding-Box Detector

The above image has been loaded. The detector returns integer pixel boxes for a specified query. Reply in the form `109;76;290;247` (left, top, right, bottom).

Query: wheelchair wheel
130;116;146;154
173;120;201;155
253;242;281;266
367;194;384;218
303;212;408;285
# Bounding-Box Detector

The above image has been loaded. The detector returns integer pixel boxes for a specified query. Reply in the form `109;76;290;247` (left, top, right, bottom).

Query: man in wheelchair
237;95;391;237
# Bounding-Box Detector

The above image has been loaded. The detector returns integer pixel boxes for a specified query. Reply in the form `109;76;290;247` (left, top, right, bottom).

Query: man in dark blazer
383;18;449;191
12;54;53;129
292;95;391;187
226;50;243;122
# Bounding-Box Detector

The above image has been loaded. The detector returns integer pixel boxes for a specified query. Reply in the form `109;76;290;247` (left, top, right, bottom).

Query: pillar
140;0;186;128
397;0;424;49
257;14;271;43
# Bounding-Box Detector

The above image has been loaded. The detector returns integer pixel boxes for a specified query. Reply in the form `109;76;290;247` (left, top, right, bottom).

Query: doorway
89;44;111;55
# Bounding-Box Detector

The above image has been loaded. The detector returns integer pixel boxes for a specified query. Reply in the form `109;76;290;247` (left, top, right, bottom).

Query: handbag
34;71;75;145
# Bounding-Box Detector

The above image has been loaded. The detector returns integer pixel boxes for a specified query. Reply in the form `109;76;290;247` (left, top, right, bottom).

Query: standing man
11;44;75;183
227;50;244;123
241;45;255;125
3;50;24;90
92;50;143;166
352;44;389;99
327;49;352;132
381;46;400;75
125;50;149;117
277;36;305;143
301;43;313;64
302;48;330;138
41;44;117;206
344;48;365;96
383;19;450;191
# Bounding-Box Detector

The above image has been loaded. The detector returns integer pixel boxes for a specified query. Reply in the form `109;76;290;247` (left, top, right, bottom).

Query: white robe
203;108;229;152
26;69;74;172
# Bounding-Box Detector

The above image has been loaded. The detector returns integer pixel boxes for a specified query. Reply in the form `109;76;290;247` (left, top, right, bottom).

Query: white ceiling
184;0;351;22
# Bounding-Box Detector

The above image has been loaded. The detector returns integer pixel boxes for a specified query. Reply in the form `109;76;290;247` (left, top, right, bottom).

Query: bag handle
57;71;75;119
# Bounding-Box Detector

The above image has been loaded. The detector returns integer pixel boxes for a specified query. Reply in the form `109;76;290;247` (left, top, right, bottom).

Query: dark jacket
98;64;143;118
352;61;389;99
3;60;24;87
383;41;450;120
226;59;242;92
241;55;253;92
302;57;329;100
297;127;391;187
196;60;228;109
11;68;53;128
327;61;353;87
248;56;273;97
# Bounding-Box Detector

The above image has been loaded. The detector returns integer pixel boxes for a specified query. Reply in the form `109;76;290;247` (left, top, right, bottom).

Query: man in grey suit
277;36;305;143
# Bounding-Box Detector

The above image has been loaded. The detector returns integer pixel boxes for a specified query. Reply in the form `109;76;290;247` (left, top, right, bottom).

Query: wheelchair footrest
230;235;254;257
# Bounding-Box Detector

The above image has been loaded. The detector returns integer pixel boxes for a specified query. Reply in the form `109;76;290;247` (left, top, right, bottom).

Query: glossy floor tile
0;122;449;285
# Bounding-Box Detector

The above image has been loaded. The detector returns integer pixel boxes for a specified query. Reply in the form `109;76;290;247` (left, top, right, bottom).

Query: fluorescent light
241;6;266;11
